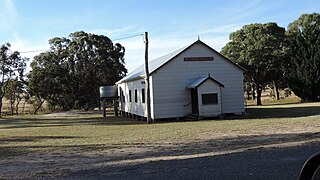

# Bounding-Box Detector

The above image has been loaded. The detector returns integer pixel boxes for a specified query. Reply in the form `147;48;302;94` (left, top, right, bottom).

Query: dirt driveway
1;131;320;179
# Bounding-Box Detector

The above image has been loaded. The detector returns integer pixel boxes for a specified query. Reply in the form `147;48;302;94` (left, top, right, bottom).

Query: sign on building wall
184;57;214;61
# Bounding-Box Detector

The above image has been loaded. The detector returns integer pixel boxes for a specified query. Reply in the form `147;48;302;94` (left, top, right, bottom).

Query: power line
19;33;144;54
112;33;143;41
20;49;49;53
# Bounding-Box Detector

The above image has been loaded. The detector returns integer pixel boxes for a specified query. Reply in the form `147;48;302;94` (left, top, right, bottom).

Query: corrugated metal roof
186;75;224;89
116;40;245;84
117;44;189;83
186;77;208;89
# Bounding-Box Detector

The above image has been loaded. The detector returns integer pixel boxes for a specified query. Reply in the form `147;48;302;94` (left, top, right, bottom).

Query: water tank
100;86;117;98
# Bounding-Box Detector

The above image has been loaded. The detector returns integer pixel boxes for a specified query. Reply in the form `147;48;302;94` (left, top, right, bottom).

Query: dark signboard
184;57;214;61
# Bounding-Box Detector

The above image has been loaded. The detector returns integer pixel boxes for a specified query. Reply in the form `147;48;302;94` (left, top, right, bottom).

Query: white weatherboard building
116;40;245;120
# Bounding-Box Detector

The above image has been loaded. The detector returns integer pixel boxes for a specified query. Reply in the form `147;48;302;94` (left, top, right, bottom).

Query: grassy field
245;96;301;106
1;102;320;178
1;102;320;145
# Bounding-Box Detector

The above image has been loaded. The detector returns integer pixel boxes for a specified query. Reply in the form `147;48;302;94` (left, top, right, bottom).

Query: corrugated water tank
99;86;117;98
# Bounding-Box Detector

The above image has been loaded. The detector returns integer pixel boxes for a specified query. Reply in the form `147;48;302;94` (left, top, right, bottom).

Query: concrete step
184;113;199;121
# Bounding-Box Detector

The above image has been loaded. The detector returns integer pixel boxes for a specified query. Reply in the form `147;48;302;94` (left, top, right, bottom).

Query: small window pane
142;88;145;103
135;89;138;103
121;90;125;103
202;93;218;105
129;90;132;102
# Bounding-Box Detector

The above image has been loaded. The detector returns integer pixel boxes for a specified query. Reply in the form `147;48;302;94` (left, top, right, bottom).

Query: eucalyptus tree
28;50;74;113
29;31;127;111
67;31;126;109
221;23;287;105
0;43;27;115
284;13;320;102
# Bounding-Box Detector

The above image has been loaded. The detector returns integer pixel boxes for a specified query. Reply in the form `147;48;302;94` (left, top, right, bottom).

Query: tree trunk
22;100;26;114
33;96;45;114
273;80;280;100
10;98;14;115
245;83;251;100
246;90;251;100
98;99;101;110
0;99;2;116
256;86;262;105
252;83;256;100
15;98;22;115
33;100;44;114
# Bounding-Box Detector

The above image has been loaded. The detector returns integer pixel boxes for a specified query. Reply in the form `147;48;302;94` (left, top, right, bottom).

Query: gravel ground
2;141;319;180
57;142;320;180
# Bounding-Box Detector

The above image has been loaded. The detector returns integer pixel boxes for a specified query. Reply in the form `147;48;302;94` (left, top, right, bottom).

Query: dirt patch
1;132;320;179
42;111;99;117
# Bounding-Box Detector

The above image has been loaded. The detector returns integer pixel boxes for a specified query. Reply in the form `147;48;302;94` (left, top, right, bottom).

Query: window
202;93;218;105
142;88;145;103
121;90;125;102
129;90;132;102
135;89;138;103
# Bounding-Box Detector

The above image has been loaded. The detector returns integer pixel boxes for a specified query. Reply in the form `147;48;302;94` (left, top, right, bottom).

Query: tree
4;59;28;115
67;31;126;109
29;31;127;112
4;79;25;115
221;23;287;105
28;51;74;112
0;43;27;115
284;13;320;101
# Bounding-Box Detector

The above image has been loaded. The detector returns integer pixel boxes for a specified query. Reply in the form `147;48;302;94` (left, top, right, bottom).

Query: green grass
1;102;320;151
246;96;301;106
1;102;320;179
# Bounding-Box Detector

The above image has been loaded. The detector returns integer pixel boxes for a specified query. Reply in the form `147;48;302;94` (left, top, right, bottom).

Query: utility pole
144;32;152;123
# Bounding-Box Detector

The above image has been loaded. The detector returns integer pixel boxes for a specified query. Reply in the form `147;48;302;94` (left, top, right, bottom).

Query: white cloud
198;23;244;34
11;34;48;53
204;35;230;52
226;0;264;23
89;28;126;36
0;0;17;29
10;34;49;71
89;26;143;39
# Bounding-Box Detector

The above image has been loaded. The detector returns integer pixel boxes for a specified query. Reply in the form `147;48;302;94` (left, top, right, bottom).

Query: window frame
141;88;145;103
202;93;218;105
129;90;132;102
120;89;125;103
134;89;138;103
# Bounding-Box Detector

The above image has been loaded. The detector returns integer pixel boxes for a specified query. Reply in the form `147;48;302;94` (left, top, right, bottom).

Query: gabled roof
186;75;224;89
116;40;245;84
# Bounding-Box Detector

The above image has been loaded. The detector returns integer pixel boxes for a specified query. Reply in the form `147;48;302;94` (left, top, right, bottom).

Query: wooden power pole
144;32;152;123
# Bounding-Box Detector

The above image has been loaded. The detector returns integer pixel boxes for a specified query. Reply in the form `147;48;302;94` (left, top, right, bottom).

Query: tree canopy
284;13;320;102
221;23;287;105
28;31;127;111
0;43;27;115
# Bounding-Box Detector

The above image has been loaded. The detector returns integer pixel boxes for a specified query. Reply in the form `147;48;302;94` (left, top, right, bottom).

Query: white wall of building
118;79;148;117
197;80;222;116
117;41;244;120
151;42;244;119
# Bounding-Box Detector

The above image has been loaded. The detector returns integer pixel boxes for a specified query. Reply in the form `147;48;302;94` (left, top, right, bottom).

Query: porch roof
186;75;224;89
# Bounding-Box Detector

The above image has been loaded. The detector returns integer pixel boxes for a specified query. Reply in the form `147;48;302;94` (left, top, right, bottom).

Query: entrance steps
184;113;200;121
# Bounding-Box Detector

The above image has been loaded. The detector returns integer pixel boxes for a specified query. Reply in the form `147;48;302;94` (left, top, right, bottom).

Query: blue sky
1;0;319;72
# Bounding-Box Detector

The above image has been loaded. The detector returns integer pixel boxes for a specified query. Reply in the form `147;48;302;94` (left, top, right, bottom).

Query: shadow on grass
0;136;83;159
5;131;319;179
157;104;320;123
0;116;144;129
0;136;82;144
60;142;320;180
243;105;320;119
1;104;320;129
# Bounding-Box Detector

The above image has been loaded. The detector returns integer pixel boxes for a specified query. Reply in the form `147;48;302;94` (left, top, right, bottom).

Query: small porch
186;75;224;119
